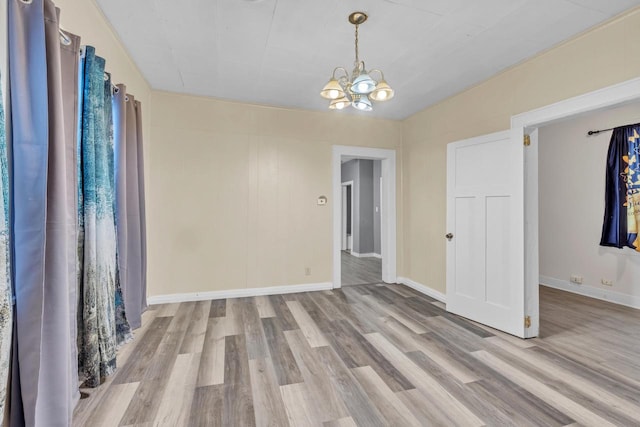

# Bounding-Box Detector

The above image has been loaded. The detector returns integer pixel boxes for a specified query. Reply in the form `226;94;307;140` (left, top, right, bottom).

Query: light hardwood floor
341;251;381;286
73;285;640;426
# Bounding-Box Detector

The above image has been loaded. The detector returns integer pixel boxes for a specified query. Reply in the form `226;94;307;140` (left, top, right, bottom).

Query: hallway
341;251;382;286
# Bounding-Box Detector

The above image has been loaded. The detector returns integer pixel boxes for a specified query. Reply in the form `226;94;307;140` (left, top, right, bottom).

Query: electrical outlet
570;275;583;285
601;278;613;287
305;267;311;276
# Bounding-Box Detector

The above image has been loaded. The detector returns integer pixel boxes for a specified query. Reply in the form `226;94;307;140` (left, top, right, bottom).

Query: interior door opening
519;77;640;338
332;146;397;289
340;160;382;286
442;78;640;338
533;101;640;338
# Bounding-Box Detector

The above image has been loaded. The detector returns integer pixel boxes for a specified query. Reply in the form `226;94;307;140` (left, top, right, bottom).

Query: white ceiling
96;0;640;120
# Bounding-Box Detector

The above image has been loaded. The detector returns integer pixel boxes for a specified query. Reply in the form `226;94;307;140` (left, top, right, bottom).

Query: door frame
517;77;640;338
341;181;354;251
332;146;397;288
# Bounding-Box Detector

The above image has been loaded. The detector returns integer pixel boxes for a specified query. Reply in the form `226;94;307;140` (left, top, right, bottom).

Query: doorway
519;77;640;337
535;101;640;337
340;160;382;286
445;77;640;338
332;146;397;288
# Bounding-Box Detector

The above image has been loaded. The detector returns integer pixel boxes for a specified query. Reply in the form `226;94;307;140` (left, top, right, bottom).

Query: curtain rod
59;28;71;46
77;46;119;94
587;127;615;136
588;122;640;136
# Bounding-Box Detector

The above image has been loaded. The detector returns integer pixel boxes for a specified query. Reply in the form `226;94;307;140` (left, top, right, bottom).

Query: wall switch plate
601;278;613;286
317;196;327;206
570;275;583;284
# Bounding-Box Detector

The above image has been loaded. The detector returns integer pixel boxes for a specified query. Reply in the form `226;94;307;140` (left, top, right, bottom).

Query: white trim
147;282;333;305
333;146;397;288
540;276;640;311
600;246;640;258
524;129;540;338
397;277;446;303
350;252;382;259
515;76;640;338
512;78;640;129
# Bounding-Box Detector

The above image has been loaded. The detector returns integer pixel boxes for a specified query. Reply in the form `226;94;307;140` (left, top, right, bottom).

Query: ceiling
96;0;640;120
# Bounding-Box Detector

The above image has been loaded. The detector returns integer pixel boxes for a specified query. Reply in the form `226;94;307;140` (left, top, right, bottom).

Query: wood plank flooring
73;285;640;426
341;251;381;286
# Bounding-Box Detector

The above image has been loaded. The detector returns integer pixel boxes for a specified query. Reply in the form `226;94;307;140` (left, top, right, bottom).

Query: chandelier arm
369;69;385;81
332;67;349;80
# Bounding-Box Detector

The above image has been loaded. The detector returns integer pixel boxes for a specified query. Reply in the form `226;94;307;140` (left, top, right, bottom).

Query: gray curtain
0;71;11;421
114;87;147;329
8;0;80;425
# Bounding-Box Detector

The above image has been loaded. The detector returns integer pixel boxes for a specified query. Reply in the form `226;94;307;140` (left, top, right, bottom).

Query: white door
446;130;526;337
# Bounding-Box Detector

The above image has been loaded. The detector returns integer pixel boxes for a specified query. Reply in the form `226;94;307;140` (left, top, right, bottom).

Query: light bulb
328;89;339;99
352;95;372;111
330;96;350;110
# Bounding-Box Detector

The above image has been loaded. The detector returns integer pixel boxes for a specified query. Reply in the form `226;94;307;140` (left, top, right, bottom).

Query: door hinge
523;135;531;146
524;316;531;328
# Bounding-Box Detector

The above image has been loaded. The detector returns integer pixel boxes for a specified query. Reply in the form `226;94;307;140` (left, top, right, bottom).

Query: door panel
486;195;511;308
454;196;479;299
446;130;525;337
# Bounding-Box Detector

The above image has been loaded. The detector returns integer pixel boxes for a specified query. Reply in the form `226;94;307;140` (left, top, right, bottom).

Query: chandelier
320;12;394;112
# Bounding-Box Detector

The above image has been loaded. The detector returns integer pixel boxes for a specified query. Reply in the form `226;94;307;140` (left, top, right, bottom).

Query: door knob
446;233;454;241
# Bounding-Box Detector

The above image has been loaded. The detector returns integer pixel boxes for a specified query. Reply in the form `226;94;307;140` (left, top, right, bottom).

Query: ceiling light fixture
320;12;394;112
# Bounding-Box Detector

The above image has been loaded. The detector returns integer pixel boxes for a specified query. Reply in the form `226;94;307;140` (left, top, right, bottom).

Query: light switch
317;196;327;206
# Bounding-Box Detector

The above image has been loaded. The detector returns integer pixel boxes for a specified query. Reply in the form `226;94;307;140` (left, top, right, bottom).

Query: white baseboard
396;277;446;303
540;275;640;310
351;252;382;259
147;282;333;305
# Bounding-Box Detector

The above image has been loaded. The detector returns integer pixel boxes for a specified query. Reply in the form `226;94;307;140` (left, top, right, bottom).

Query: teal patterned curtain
108;80;132;346
77;46;119;388
0;72;11;420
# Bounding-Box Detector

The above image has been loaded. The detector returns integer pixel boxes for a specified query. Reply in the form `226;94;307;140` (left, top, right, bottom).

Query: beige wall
539;102;640;299
402;8;640;294
55;0;150;100
148;92;402;297
42;1;640;299
55;0;151;165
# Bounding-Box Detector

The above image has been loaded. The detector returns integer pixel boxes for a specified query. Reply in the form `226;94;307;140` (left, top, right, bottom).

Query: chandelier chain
354;24;359;65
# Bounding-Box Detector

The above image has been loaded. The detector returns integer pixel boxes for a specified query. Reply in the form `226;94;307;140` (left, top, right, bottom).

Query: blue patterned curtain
77;46;120;388
601;124;640;251
0;71;11;420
